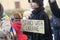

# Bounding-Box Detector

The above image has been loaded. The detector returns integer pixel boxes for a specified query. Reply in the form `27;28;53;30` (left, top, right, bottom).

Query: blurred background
0;0;60;40
0;0;60;17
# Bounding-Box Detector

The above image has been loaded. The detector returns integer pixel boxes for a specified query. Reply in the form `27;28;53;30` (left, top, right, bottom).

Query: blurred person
11;12;28;40
0;3;6;40
24;0;52;40
49;0;60;40
0;3;11;40
10;16;16;40
0;3;3;19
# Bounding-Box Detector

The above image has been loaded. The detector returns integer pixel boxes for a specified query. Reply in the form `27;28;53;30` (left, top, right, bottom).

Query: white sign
21;20;45;34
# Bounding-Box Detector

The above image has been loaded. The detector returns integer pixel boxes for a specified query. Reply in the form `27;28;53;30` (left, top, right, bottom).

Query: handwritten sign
21;20;45;34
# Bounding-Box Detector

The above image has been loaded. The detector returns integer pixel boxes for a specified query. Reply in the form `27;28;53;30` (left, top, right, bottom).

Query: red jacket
11;21;28;40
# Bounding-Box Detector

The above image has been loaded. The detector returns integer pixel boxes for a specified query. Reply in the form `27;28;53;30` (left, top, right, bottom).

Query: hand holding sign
21;20;45;34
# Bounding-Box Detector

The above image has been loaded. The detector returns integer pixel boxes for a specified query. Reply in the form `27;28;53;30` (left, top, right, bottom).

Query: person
10;16;16;40
11;12;28;40
48;0;60;40
24;0;52;40
0;3;3;19
0;3;11;40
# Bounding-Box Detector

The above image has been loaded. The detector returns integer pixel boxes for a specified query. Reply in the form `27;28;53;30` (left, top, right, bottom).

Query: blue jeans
53;27;60;40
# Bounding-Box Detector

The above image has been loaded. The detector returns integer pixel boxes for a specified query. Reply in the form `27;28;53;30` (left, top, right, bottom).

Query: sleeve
41;13;52;36
1;19;11;32
49;0;60;18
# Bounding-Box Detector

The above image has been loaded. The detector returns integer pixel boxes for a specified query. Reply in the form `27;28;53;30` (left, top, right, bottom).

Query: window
15;2;20;9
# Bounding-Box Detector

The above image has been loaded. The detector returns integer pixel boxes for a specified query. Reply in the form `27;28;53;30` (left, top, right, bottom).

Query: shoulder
40;11;49;21
39;11;48;17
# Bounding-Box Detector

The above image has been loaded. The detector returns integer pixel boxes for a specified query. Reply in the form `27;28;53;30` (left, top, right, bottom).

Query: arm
40;12;52;36
49;0;60;18
1;19;11;32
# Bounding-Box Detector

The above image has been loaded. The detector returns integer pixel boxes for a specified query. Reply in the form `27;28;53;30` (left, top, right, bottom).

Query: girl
11;12;28;40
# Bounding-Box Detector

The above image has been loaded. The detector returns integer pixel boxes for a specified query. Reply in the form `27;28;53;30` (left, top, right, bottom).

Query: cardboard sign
21;20;45;34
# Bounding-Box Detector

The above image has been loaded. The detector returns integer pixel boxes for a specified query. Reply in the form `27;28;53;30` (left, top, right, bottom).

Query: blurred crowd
0;0;60;40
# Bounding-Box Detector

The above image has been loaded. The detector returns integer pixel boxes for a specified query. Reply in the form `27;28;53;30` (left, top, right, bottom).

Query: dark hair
28;0;43;7
0;3;3;19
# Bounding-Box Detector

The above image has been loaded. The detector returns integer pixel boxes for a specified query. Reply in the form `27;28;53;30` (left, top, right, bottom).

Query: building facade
0;0;30;11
